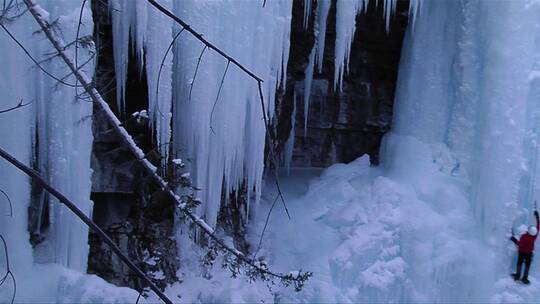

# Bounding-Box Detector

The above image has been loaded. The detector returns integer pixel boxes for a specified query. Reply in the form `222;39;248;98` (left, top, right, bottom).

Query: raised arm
510;235;520;246
535;210;539;230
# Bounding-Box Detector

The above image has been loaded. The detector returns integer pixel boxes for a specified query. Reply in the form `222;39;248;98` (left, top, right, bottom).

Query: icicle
145;0;173;168
315;0;331;73
303;0;312;30
334;0;366;91
408;0;422;31
284;91;297;175
383;0;398;32
304;47;316;137
109;0;148;112
0;0;95;273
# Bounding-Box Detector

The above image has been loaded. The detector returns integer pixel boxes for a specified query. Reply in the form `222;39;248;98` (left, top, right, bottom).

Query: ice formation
109;0;173;165
0;0;95;272
108;0;293;228
333;0;367;91
169;0;293;226
4;0;540;302
314;0;330;73
303;47;315;136
0;1;138;302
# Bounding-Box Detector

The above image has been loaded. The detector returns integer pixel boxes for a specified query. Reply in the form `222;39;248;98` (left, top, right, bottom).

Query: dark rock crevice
277;0;409;167
88;0;177;291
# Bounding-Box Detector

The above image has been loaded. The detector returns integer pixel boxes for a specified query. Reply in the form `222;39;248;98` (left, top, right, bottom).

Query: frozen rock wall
278;0;409;168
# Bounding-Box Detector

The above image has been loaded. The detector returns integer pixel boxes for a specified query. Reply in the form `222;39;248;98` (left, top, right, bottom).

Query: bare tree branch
0;234;16;304
0;99;31;115
210;60;230;135
258;82;291;219
152;28;184;122
188;45;207;103
146;0;263;82
0;24;81;88
0;146;172;304
253;193;279;259
0;189;12;217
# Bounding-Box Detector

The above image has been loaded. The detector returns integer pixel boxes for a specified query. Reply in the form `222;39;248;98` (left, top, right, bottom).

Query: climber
510;210;540;284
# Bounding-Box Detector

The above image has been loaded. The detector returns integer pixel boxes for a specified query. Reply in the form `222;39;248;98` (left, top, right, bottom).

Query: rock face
277;0;409;167
88;0;177;291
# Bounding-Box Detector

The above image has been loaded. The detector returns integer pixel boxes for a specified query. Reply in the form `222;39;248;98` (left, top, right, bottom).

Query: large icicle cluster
0;0;94;272
171;0;293;227
0;1;138;303
109;0;292;228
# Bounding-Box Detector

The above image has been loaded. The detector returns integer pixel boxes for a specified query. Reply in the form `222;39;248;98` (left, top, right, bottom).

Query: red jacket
512;215;540;254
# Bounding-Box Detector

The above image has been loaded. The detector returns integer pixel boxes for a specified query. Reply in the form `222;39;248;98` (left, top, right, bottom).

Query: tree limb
146;0;263;83
0;147;171;304
0;99;31;115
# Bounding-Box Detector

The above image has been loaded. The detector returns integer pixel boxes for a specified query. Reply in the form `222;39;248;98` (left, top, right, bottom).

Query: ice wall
0;0;95;274
0;0;132;301
394;0;540;240
389;0;540;296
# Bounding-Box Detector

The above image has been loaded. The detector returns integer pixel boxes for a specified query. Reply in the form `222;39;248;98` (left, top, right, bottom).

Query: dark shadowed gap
277;0;410;168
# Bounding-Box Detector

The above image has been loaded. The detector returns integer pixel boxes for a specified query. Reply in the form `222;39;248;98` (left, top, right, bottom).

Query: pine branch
22;0;309;293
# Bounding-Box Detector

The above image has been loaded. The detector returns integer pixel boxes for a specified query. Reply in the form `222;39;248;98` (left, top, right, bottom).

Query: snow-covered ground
164;133;540;303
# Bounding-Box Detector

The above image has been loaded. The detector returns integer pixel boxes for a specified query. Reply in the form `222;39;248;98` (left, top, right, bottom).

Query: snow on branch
22;0;310;293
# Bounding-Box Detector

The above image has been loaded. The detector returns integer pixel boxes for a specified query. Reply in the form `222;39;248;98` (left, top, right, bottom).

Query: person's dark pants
515;252;533;280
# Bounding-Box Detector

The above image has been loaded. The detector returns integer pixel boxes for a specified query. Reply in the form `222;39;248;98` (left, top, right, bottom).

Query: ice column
0;0;95;273
392;0;539;243
171;0;292;227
